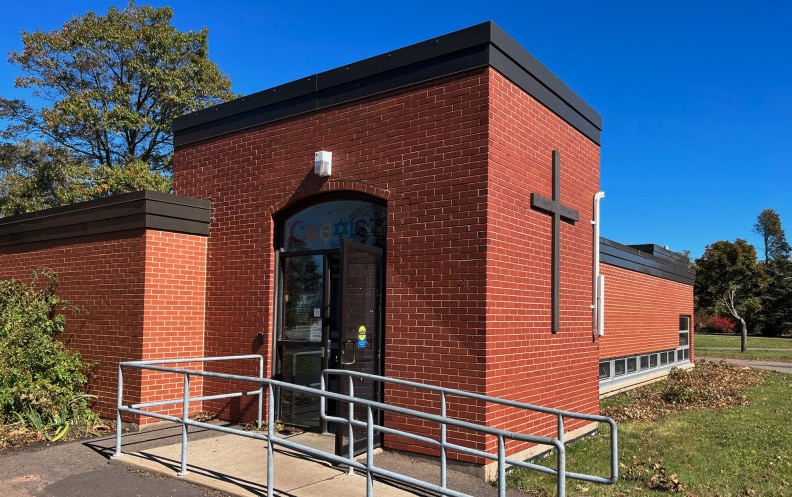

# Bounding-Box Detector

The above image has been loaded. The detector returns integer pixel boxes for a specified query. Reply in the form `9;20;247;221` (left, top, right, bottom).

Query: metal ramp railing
322;369;618;497
114;355;618;497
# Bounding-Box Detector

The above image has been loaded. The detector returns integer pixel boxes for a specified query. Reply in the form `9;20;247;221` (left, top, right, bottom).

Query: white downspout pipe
592;191;605;336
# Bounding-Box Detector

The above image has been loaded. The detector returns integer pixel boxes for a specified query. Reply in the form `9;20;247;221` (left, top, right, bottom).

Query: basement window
599;361;611;380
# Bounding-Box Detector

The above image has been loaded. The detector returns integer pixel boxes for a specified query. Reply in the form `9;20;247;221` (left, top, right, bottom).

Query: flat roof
600;237;696;285
0;191;211;247
173;21;602;147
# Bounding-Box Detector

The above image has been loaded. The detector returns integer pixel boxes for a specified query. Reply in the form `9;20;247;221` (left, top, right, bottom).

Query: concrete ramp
113;431;420;497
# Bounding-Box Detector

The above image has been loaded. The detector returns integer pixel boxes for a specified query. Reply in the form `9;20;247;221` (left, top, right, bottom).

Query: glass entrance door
277;254;326;429
336;240;383;455
274;197;386;438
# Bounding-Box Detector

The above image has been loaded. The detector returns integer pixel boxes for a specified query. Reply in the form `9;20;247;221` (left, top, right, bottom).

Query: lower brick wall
139;231;208;422
0;229;208;423
599;263;694;360
0;231;147;419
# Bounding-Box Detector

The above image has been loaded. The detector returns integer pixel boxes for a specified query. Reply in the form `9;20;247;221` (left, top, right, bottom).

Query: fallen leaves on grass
621;457;687;493
602;360;764;422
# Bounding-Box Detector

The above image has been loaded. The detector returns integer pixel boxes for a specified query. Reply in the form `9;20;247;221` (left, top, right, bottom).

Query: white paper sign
309;319;322;342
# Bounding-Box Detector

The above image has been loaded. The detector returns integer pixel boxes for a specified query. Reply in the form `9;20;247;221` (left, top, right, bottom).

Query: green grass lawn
694;334;792;363
695;334;792;349
697;349;792;363
507;367;792;496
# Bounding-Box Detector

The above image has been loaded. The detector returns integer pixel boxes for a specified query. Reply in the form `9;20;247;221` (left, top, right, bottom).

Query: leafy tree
0;2;234;214
694;239;765;352
0;141;94;216
753;209;790;261
760;258;792;336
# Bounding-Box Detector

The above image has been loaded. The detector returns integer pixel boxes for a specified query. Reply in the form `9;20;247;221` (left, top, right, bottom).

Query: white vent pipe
592;191;605;336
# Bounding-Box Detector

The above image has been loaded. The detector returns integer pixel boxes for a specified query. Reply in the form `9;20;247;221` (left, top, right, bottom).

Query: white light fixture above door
314;151;332;177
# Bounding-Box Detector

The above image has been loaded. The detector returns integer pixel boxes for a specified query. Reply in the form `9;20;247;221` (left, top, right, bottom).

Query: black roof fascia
173;21;602;147
627;243;690;264
0;191;211;247
600;237;696;286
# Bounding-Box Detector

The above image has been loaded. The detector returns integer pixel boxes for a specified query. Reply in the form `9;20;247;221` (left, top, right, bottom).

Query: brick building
0;22;693;471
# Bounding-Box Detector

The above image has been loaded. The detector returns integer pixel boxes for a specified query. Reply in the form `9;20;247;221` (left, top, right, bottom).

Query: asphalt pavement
0;425;231;497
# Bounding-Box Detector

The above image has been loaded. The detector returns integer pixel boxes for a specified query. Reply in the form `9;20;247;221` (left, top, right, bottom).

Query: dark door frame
271;195;387;441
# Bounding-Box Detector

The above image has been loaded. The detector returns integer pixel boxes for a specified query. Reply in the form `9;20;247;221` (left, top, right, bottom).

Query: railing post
267;383;275;497
367;405;374;497
320;372;326;421
557;415;565;497
440;391;447;492
347;376;355;475
557;414;565;444
498;435;506;497
557;442;566;497
178;372;191;476
115;363;124;457
610;420;619;483
258;355;264;429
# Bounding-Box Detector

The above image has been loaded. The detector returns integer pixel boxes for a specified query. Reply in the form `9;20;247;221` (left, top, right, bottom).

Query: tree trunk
739;316;748;352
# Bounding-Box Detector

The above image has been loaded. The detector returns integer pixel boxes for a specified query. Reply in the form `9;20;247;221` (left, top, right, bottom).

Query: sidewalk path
696;347;791;351
696;356;792;375
113;429;525;496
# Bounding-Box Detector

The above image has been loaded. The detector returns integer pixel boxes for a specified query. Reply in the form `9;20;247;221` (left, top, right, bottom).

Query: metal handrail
114;355;618;497
321;369;618;497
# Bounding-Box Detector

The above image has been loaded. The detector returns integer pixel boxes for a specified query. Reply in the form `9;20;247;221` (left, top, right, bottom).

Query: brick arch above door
266;180;391;218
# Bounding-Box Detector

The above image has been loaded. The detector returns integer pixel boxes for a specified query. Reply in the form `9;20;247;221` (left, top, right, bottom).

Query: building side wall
172;70;491;455
139;230;208;420
599;263;694;360
486;70;601;451
0;232;147;419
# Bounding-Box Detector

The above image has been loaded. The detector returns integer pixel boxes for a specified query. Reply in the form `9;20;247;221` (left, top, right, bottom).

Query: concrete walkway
696;356;792;375
696;347;791;351
113;430;418;497
110;425;522;497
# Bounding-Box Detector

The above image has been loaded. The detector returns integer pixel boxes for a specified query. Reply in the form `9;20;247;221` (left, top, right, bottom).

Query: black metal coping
0;191;211;247
600;237;695;286
173;21;602;147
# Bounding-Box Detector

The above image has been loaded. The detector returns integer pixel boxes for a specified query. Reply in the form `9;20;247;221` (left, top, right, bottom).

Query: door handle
340;340;356;365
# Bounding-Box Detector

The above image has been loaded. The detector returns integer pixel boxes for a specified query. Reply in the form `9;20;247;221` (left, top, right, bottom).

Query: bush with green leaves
0;268;95;427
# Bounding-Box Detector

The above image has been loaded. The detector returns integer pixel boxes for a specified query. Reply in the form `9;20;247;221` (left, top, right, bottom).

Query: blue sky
1;1;790;258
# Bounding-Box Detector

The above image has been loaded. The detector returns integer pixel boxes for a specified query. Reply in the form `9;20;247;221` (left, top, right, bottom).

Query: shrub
709;316;736;333
0;268;95;427
699;315;736;333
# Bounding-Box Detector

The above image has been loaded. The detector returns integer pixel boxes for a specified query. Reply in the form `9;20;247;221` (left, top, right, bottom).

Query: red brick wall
173;66;602;460
173;69;491;448
485;70;601;452
0;229;208;422
138;231;208;420
0;232;147;419
599;263;694;360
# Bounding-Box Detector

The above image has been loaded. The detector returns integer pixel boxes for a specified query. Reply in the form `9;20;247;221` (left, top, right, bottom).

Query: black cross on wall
530;150;579;334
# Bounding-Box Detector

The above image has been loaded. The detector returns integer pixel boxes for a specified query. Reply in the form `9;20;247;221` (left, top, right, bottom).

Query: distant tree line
695;208;792;351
